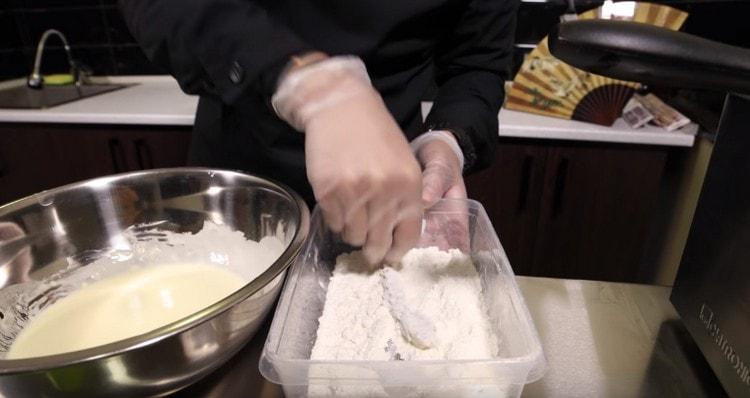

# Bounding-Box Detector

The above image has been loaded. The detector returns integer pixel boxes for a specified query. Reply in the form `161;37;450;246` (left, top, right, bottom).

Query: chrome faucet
27;29;79;89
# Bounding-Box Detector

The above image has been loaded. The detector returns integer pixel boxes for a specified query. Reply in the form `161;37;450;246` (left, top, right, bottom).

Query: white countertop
421;102;698;147
497;108;697;147
0;75;697;147
0;76;197;126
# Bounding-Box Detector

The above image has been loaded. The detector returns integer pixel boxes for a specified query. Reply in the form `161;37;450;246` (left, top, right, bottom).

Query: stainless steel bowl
0;168;310;397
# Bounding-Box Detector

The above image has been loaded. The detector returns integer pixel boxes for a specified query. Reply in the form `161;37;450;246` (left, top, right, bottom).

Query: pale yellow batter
6;263;246;359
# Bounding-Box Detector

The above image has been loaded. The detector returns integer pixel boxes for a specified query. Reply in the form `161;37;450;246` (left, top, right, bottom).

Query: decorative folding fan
505;2;689;126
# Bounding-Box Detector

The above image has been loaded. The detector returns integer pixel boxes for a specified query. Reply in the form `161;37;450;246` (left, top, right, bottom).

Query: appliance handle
134;139;154;170
517;155;534;214
108;138;126;173
0;150;7;178
551;157;569;219
548;19;750;94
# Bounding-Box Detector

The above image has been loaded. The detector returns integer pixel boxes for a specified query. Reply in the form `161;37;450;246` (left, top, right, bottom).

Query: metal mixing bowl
0;168;310;397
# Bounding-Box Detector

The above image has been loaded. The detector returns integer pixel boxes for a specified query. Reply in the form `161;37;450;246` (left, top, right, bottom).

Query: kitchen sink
0;83;131;109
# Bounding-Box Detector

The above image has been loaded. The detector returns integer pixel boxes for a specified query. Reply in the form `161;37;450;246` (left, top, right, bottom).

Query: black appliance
512;0;750;121
549;19;750;397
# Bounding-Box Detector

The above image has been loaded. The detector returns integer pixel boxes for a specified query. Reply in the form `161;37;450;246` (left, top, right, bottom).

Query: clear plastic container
259;199;546;397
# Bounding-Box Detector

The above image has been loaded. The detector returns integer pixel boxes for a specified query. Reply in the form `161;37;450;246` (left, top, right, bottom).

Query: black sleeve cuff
425;122;478;174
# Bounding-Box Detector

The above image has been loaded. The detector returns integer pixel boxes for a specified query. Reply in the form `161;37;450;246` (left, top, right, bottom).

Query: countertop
496;108;697;147
0;76;196;126
175;276;726;398
0;76;697;147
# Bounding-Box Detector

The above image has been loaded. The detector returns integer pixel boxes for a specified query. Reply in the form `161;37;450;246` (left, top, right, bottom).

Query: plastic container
259;199;546;397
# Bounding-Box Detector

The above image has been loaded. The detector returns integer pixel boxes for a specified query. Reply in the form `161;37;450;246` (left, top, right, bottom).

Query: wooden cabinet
0;124;672;282
0;127;69;205
466;138;669;283
465;143;548;274
0;124;191;204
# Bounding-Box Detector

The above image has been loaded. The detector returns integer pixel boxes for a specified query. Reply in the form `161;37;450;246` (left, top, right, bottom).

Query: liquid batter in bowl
6;263;246;359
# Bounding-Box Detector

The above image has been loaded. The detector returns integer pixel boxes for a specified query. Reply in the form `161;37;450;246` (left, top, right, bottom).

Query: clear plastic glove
412;131;467;206
412;132;470;252
272;56;422;265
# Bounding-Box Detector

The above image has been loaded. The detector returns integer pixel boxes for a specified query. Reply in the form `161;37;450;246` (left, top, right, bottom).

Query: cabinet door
117;128;192;170
531;144;668;282
0;126;72;204
45;126;191;179
465;141;547;275
48;127;135;181
53;126;191;174
0;124;192;205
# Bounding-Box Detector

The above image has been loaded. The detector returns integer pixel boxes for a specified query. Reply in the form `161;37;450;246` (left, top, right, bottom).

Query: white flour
61;221;286;288
311;247;499;362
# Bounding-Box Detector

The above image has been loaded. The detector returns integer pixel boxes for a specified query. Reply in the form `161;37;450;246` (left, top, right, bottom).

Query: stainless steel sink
0;83;130;109
0;29;135;109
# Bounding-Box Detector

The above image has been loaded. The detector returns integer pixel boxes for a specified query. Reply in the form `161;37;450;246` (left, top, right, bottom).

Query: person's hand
412;132;470;252
272;56;423;266
413;132;467;206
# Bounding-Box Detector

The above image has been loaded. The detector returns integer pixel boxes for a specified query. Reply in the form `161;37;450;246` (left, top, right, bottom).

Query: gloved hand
272;56;423;265
412;130;467;206
411;131;470;252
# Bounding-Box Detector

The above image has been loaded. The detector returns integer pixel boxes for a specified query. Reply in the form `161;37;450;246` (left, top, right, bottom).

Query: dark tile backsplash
103;8;135;44
2;0;749;81
0;0;151;80
0;50;28;79
21;46;119;76
0;12;23;50
20;8;111;46
112;45;165;75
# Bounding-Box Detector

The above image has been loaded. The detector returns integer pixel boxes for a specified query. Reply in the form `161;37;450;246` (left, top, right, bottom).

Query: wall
0;0;162;80
2;0;749;81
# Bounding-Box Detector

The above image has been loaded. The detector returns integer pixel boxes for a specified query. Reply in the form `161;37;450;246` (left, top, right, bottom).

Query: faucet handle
71;60;93;85
27;73;43;89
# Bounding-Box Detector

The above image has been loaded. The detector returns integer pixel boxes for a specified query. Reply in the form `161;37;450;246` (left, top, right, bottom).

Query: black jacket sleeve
118;0;312;104
424;0;519;173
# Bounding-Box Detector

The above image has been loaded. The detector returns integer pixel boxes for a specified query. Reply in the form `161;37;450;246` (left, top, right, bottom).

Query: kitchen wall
0;0;162;80
2;0;749;82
